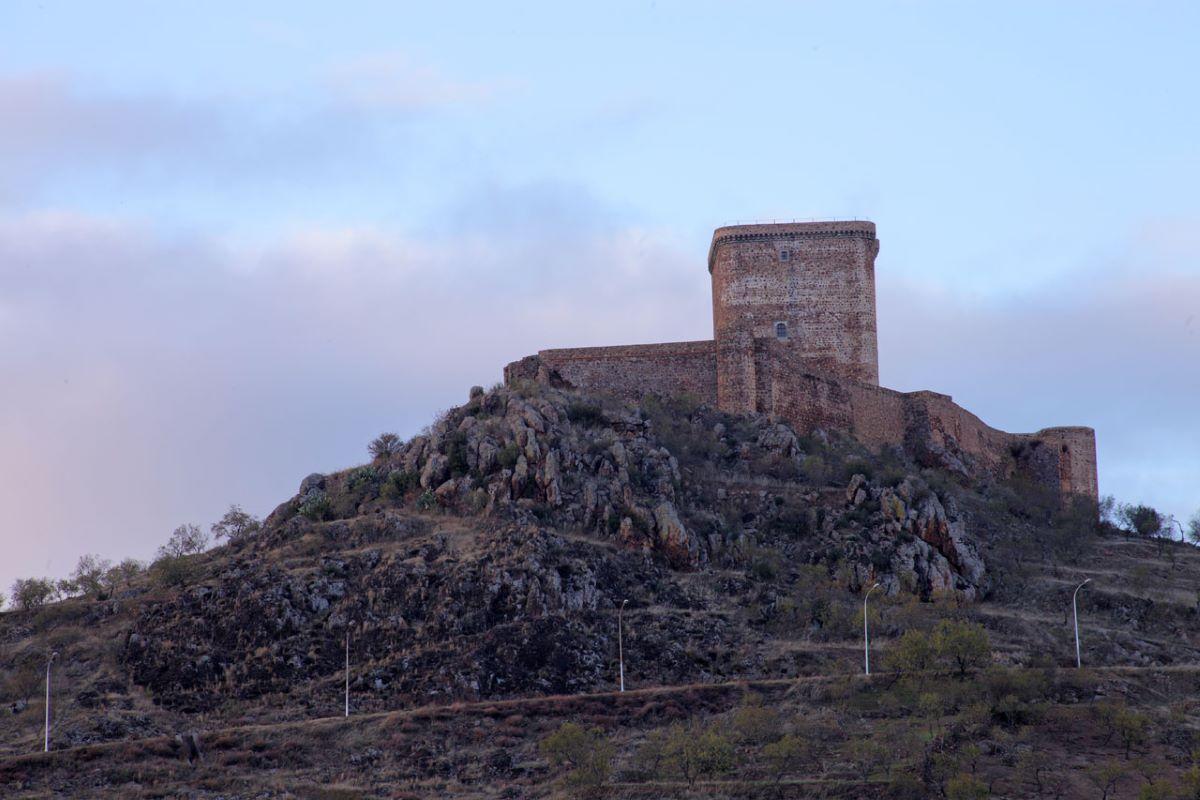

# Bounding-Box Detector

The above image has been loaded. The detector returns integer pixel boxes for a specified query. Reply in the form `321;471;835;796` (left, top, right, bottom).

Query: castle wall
765;365;1098;499
710;222;880;397
529;341;718;406
503;219;1098;504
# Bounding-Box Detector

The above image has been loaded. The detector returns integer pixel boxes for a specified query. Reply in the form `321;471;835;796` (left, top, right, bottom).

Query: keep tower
708;221;880;413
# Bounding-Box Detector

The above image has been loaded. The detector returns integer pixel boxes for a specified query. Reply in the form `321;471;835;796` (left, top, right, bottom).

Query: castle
505;221;1098;501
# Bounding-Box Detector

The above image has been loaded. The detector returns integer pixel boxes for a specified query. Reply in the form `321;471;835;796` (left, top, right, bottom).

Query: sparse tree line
1;505;261;612
1100;495;1200;544
540;618;1200;800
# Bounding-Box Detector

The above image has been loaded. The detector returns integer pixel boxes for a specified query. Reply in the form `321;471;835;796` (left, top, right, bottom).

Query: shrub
151;555;201;588
747;544;781;581
945;773;988;800
298;493;332;521
730;701;783;745
105;558;145;592
368;432;401;460
210;504;262;544
932;619;991;678
886;628;937;675
763;734;811;783
496;443;521;469
1118;503;1165;538
349;466;378;489
1113;707;1150;759
1187;510;1200;545
661;720;735;786
539;722;613;796
10;577;59;610
70;554;114;599
158;523;208;558
566;402;604;427
380;470;419;501
446;432;470;477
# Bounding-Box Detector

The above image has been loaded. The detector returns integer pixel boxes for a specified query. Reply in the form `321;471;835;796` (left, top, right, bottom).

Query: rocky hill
2;382;1199;798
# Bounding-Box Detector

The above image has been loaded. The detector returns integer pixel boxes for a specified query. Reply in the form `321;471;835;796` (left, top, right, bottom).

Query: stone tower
709;221;880;413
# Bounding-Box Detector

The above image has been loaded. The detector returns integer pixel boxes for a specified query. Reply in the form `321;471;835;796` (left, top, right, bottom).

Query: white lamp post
44;651;59;753
618;600;628;692
863;583;881;675
344;629;350;717
1073;579;1091;668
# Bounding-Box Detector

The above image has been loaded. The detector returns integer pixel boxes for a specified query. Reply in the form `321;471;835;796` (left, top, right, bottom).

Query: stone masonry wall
710;222;879;392
502;220;1098;503
512;341;718;407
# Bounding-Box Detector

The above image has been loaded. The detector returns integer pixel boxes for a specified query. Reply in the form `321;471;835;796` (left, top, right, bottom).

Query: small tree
105;558;145;592
1114;708;1149;759
539;722;613;796
1187;510;1200;546
662;721;736;787
945;773;988;800
368;432;402;461
1089;760;1126;800
764;734;812;784
10;577;59;610
210;505;261;544
0;590;6;611
730;700;783;745
1119;504;1165;538
158;523;208;559
71;553;114;599
932;620;991;678
887;628;938;676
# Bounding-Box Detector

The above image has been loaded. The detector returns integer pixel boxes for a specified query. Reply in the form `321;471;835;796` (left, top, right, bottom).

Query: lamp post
863;583;881;675
618;600;628;692
344;629;350;718
44;651;59;753
1073;578;1091;669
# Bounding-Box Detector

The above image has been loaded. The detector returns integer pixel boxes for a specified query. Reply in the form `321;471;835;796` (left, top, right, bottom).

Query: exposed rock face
366;389;707;570
124;384;996;712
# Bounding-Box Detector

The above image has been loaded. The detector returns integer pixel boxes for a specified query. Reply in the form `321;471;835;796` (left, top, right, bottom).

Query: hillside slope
2;383;1199;798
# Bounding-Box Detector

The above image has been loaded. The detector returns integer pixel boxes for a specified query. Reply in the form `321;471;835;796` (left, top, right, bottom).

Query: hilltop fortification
506;220;1098;501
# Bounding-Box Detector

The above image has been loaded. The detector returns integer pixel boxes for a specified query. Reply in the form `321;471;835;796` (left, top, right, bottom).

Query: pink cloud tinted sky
1;1;1197;595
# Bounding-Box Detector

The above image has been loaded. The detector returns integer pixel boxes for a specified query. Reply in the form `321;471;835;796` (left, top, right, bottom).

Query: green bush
380;470;419;501
566;401;604;427
368;432;401;460
298;492;332;521
661;720;735;786
496;443;521;469
539;722;613;796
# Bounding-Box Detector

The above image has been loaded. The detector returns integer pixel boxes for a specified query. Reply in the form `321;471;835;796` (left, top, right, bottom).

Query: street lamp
44;651;59;753
344;629;351;717
618;600;628;692
1073;578;1091;669
863;584;881;675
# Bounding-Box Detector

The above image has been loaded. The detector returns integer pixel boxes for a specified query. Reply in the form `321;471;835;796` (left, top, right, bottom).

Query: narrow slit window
775;321;788;340
780;249;791;261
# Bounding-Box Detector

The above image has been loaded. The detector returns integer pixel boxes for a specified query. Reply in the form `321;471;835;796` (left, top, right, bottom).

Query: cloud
878;234;1200;519
0;68;446;203
1;196;1196;599
0;190;708;596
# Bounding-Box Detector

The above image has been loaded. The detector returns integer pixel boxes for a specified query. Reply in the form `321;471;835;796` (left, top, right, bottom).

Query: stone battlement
506;221;1098;502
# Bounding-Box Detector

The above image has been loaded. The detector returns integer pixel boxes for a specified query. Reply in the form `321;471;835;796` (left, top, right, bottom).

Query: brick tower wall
709;221;880;414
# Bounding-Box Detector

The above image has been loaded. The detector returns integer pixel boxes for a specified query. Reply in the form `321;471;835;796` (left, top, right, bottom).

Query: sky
1;1;1197;596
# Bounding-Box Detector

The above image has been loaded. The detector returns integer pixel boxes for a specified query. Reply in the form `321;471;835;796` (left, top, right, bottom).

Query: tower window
775;321;788;340
780;249;791;261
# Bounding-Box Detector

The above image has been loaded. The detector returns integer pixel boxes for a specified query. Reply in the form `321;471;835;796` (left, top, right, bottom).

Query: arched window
775;321;788;340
